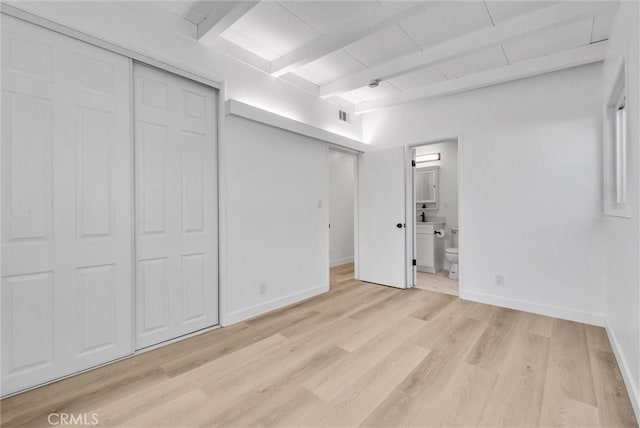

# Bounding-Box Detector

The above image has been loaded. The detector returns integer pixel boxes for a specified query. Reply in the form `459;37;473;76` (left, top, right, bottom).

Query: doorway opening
411;139;459;296
329;148;357;287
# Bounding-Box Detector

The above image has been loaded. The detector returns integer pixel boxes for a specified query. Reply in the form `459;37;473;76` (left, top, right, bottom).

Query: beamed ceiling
136;1;617;113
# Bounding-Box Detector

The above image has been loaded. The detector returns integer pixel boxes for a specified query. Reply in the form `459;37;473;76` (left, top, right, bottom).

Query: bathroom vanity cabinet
416;223;444;273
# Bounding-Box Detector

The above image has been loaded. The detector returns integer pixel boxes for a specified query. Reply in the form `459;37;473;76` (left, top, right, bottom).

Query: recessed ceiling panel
388;66;448;91
398;2;493;50
502;18;593;64
344;25;421;68
156;1;217;25
222;29;281;61
221;2;319;60
437;46;509;79
339;81;401;104
293;50;366;86
484;1;559;24
277;1;383;34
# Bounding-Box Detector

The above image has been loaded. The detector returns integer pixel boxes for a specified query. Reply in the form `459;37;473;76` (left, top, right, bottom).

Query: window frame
604;56;631;218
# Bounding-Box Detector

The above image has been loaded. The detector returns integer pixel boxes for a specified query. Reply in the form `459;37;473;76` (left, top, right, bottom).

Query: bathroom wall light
416;153;440;163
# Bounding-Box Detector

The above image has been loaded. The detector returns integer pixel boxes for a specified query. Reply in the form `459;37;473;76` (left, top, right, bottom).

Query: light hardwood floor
1;263;637;427
416;271;459;296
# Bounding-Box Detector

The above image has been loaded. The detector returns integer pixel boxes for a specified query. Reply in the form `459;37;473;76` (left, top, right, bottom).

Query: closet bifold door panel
133;63;219;350
1;16;133;395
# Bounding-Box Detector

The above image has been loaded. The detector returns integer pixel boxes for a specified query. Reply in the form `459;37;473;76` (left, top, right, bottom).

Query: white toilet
445;227;459;280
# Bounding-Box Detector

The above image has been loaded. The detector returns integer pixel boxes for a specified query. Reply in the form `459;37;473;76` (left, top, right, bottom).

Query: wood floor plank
361;316;487;427
92;376;195;427
519;311;554;338
479;332;550;427
465;307;522;371
159;325;287;377
348;290;421;322
411;298;477;349
411;361;498;427
316;284;398;321
276;310;337;339
589;349;638;428
540;319;600;426
303;316;426;402
197;317;368;402
94;334;290;426
192;346;348;427
466;302;496;322
195;315;370;412
564;398;601;428
121;389;209;427
317;343;430;427
222;387;329;428
0;367;170;428
334;315;397;353
409;291;456;321
390;360;497;427
585;325;612;352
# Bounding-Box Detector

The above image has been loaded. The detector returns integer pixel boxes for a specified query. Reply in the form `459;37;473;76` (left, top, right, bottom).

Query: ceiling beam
197;1;260;46
321;1;618;98
226;99;369;152
269;2;433;77
354;42;608;114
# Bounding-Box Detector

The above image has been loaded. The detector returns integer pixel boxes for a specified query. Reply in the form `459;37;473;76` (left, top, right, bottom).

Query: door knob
396;223;403;229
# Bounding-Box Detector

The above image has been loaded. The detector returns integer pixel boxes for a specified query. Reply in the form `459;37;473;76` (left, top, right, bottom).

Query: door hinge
412;259;417;266
411;160;416;167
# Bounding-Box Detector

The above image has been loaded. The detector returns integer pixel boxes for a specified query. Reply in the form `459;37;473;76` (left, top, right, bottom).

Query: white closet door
133;63;218;349
1;16;133;395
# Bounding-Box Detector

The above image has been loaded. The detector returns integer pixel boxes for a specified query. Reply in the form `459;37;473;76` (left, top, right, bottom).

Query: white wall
5;1;363;141
329;150;355;267
602;0;640;419
223;116;329;324
364;63;606;325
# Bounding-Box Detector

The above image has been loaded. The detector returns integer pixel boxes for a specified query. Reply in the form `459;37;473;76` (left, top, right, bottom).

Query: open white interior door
357;146;407;288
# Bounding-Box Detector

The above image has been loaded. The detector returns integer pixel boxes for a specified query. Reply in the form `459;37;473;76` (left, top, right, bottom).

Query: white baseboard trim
461;290;606;326
222;283;329;326
330;257;354;267
605;321;640;424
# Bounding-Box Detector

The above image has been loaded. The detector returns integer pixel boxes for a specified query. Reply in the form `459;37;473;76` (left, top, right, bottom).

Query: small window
615;94;626;203
604;59;630;217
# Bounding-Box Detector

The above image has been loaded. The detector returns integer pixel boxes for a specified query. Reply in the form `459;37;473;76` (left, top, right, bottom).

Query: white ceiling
501;17;594;63
397;1;495;50
152;0;617;111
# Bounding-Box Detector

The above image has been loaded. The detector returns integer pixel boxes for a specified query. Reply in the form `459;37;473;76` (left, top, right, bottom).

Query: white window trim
604;55;631;218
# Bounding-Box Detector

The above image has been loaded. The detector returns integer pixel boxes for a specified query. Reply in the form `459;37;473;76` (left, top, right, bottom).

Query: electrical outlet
495;274;505;287
259;282;267;295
